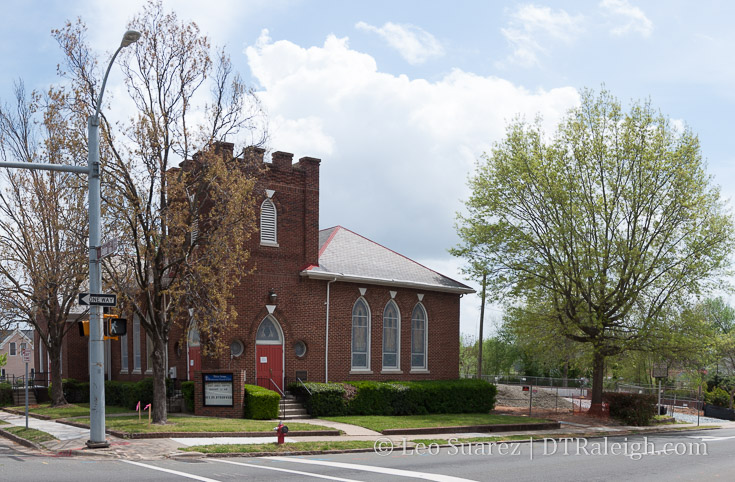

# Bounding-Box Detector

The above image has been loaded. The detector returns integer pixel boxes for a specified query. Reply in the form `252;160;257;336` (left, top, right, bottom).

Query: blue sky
2;1;734;337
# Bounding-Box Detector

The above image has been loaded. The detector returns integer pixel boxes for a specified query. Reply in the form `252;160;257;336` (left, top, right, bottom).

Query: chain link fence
465;374;705;417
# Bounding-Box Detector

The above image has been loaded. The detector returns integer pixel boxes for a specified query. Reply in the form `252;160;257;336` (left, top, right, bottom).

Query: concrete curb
55;419;341;439
1;408;53;420
171;447;383;459
381;422;561;436
0;426;46;451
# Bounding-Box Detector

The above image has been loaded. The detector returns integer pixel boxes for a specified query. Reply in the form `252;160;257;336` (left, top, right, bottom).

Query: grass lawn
74;414;335;434
321;413;549;432
181;440;378;454
413;434;536;445
4;426;57;443
9;403;131;419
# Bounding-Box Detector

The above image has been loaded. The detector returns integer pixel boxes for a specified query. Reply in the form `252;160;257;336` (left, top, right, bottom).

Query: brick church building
39;144;473;392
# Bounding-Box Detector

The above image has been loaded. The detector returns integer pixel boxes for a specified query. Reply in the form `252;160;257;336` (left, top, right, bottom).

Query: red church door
188;345;201;381
256;344;283;393
255;315;284;393
188;324;201;381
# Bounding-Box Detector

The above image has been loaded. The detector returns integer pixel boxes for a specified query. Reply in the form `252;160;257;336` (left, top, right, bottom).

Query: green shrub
182;381;195;412
396;379;496;414
290;382;347;417
290;379;497;417
49;379;89;403
0;382;13;406
345;381;399;415
243;384;280;419
704;387;731;408
603;392;657;426
45;378;172;409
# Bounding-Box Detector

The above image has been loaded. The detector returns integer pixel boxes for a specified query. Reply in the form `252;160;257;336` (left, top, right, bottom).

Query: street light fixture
86;29;141;449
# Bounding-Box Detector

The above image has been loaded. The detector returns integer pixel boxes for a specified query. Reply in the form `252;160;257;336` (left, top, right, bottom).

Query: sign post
22;349;30;429
652;363;668;415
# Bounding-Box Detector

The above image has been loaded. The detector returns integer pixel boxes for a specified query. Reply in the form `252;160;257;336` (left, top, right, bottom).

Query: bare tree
54;1;266;423
0;82;89;406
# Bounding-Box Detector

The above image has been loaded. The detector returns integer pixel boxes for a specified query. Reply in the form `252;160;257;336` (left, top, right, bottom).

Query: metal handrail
269;369;286;421
297;377;311;396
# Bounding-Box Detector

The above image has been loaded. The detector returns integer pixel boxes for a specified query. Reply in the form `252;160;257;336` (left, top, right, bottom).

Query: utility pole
477;272;487;380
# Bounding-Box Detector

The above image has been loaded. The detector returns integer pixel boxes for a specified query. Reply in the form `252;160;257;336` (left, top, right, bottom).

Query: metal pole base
85;440;110;449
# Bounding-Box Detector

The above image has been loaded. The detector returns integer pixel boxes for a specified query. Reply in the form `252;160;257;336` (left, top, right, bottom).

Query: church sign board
203;373;234;407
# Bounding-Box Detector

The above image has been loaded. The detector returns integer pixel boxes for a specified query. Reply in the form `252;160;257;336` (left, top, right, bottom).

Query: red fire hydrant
274;421;289;444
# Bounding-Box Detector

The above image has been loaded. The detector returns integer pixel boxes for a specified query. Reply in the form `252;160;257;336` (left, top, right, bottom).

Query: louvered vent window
190;216;199;246
260;198;278;245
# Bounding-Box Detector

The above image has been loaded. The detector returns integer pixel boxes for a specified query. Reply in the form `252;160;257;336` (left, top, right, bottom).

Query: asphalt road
0;428;734;481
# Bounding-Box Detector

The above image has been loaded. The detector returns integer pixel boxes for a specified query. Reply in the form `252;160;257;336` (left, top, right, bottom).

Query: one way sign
79;292;117;307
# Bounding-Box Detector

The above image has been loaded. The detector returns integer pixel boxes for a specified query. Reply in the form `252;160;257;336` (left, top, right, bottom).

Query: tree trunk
48;344;67;407
588;349;605;416
151;335;168;424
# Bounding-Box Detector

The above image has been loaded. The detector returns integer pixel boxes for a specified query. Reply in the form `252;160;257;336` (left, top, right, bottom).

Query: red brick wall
64;148;462;390
322;283;460;382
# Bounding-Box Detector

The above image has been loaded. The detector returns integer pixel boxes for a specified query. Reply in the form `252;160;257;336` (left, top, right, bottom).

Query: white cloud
355;21;444;65
500;4;585;67
245;33;579;333
599;0;653;37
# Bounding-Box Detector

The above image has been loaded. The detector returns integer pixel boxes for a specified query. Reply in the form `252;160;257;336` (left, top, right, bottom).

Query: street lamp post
0;30;140;449
87;29;141;449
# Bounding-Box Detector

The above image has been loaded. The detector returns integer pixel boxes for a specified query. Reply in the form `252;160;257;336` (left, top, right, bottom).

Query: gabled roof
302;226;474;294
0;327;33;349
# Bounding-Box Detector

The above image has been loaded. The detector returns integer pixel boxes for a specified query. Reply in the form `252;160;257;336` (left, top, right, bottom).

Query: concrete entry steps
280;393;308;420
12;388;36;406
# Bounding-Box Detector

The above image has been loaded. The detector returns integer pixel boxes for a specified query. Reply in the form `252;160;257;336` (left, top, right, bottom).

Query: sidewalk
1;409;732;460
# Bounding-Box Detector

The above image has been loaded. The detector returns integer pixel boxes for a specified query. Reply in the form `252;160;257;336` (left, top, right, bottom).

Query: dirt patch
495;384;576;411
493;405;622;427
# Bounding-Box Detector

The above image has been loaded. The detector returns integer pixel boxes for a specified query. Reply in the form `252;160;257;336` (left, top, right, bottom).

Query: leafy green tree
459;334;478;377
697;297;735;374
481;332;521;376
503;302;590;382
452;89;735;412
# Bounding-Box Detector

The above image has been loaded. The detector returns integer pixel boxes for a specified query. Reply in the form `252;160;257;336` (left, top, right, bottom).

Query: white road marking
121;460;222;481
268;456;478;481
687;435;735;442
211;459;361;481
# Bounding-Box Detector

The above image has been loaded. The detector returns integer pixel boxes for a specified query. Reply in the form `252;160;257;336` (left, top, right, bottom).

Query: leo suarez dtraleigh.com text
373;437;708;460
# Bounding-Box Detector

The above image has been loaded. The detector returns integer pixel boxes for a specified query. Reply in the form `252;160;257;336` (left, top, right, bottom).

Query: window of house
9;342;16;356
133;315;141;372
260;198;278;246
20;343;26;353
351;298;370;370
411;303;427;369
382;300;400;369
120;332;128;373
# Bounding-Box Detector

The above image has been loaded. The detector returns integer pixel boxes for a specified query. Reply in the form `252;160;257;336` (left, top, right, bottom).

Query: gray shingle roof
303;226;474;294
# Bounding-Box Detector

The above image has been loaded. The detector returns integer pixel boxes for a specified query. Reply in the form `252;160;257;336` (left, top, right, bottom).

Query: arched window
260;198;277;245
351;298;370;370
383;300;400;369
411;303;427;369
256;316;283;344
